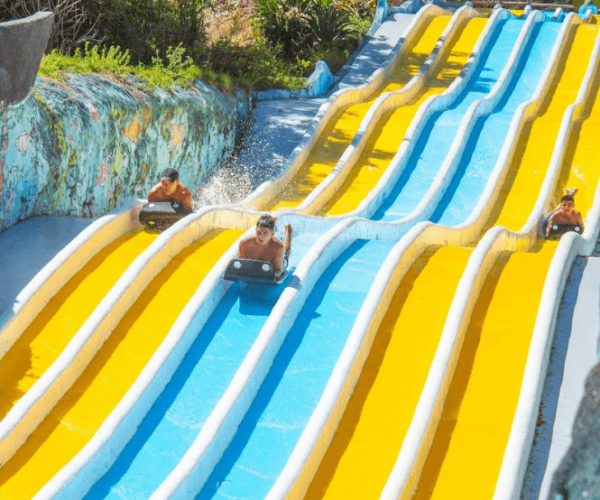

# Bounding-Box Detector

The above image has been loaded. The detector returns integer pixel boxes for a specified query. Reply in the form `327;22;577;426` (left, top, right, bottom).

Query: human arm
282;223;292;256
147;184;163;202
179;186;194;212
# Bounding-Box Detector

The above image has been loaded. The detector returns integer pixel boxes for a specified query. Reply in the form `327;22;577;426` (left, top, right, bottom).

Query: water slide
0;7;466;498
0;5;598;500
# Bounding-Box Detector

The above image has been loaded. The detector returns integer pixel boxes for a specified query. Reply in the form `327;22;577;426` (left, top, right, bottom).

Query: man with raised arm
238;215;292;278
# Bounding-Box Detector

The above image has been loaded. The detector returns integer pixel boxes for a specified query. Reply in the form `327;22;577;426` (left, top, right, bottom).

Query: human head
560;194;574;212
255;215;276;244
159;168;180;194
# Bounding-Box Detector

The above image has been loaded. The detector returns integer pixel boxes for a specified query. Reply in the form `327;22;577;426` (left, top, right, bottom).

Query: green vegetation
4;0;374;92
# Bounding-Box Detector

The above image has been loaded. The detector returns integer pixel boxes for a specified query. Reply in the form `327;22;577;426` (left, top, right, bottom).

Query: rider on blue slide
237;215;292;279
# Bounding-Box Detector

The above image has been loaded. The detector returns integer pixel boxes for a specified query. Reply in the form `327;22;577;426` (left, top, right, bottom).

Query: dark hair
256;215;275;231
561;195;574;203
160;168;179;182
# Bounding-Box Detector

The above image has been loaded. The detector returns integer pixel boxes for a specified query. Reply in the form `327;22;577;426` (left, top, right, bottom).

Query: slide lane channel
409;21;600;500
264;13;453;211
294;15;567;500
140;13;553;500
371;16;528;223
0;226;243;499
77;228;320;500
317;15;487;217
0;229;156;423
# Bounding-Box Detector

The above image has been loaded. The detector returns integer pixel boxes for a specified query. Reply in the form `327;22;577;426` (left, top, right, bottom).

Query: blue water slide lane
373;17;524;222
431;21;562;226
82;232;319;500
195;239;396;500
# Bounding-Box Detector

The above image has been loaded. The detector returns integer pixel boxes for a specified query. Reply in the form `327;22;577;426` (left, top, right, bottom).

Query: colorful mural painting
0;74;250;232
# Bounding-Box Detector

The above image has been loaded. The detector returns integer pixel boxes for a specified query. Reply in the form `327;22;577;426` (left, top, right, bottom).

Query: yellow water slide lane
0;229;243;500
320;17;488;217
412;25;600;500
303;21;600;500
266;14;453;212
0;228;157;422
304;246;473;500
483;22;598;232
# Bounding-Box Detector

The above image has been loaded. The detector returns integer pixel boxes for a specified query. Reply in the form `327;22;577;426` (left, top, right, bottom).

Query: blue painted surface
195;239;395;500
372;18;524;222
83;231;319;500
432;21;560;226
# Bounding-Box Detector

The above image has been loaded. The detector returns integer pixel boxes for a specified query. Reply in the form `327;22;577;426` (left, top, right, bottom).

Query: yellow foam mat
304;246;472;500
266;15;452;212
0;229;243;500
321;17;487;217
0;228;157;422
483;23;598;232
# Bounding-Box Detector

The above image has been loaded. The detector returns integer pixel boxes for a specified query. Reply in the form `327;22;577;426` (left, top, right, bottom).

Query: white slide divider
294;4;482;214
146;215;407;500
0;199;143;361
299;7;535;219
239;4;449;210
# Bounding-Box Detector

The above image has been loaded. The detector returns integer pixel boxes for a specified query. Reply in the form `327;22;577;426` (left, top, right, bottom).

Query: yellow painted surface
553;31;600;215
413;242;557;500
321;17;488;216
304;246;472;500
483;23;598;232
0;228;157;422
0;229;242;500
266;15;452;212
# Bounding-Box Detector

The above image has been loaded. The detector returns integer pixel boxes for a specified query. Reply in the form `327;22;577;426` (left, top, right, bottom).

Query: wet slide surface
196;239;396;500
305;17;583;500
413;242;557;500
83;232;319;500
302;21;561;500
304;246;472;500
0;229;242;500
412;26;600;500
433;20;568;226
266;14;451;211
0;228;157;422
372;17;523;222
320;16;488;217
482;22;599;232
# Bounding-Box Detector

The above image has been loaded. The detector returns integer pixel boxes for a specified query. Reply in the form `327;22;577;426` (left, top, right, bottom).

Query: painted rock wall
0;74;251;232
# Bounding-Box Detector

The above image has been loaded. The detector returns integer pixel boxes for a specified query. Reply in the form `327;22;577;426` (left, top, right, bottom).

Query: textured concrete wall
0;11;53;105
0;75;251;232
